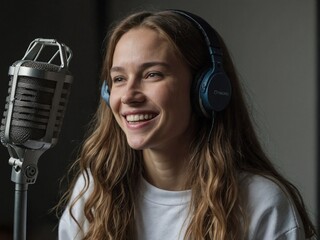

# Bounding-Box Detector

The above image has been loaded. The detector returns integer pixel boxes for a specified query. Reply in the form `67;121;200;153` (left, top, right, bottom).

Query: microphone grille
15;60;62;72
0;60;72;146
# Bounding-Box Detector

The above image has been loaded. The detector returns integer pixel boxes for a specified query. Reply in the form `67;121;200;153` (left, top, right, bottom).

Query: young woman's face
109;27;194;151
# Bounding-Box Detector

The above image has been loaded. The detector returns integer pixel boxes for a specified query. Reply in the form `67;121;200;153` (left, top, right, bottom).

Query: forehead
112;27;178;64
117;26;168;46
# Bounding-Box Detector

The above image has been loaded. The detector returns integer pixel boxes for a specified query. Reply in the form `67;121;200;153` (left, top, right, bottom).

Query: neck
142;143;190;191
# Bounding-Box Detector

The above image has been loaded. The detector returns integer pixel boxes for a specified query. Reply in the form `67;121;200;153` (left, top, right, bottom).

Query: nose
121;80;145;105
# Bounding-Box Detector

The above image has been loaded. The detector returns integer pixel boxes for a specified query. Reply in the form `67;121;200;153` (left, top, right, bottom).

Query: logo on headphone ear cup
101;81;110;106
195;67;231;117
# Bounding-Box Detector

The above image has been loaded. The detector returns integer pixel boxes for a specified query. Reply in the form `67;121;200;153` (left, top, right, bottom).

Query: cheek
109;89;120;111
173;87;193;121
155;85;192;115
109;91;123;123
109;96;116;115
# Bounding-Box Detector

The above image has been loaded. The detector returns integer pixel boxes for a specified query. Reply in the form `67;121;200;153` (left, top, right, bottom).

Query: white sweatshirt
59;172;311;240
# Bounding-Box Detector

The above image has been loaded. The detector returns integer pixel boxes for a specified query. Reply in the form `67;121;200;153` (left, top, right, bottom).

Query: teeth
126;114;155;122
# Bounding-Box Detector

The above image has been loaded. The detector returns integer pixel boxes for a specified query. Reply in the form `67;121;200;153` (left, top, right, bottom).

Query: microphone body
0;38;73;240
0;38;73;184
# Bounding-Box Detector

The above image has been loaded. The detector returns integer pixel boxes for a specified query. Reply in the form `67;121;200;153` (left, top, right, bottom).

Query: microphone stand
8;146;45;240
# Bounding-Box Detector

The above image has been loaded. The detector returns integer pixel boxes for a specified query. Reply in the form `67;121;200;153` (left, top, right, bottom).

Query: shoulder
239;173;290;205
239;173;306;240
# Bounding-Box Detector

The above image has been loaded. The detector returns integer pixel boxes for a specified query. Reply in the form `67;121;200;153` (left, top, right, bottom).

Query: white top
59;172;311;240
135;178;191;240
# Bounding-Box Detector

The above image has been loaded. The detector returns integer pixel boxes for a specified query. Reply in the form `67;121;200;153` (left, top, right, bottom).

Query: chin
128;144;145;150
127;139;148;150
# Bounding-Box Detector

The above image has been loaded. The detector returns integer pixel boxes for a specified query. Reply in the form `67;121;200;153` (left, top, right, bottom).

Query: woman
58;9;317;239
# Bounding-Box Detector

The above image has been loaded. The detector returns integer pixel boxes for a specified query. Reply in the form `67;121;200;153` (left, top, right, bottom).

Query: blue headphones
101;10;231;118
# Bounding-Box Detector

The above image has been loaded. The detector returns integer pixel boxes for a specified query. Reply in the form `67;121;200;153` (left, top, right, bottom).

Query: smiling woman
56;9;317;240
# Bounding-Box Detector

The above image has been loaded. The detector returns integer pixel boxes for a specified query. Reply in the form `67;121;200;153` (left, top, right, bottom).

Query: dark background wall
0;1;108;239
317;0;320;232
0;1;318;239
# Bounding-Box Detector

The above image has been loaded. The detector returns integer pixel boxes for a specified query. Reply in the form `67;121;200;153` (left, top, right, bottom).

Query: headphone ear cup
195;68;231;117
101;81;110;106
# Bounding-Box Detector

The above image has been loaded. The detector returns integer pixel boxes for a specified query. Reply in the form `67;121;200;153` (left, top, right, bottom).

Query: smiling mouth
125;114;157;123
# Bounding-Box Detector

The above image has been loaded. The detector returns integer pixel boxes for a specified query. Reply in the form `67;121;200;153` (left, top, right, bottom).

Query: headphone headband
170;10;221;49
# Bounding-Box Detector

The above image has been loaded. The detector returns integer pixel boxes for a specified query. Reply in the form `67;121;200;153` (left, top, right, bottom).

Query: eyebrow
110;61;171;73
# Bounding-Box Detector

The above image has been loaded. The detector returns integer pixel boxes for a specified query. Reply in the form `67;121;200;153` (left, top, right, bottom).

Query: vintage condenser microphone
0;38;73;240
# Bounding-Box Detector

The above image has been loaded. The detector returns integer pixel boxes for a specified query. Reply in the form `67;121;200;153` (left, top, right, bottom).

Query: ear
101;81;110;106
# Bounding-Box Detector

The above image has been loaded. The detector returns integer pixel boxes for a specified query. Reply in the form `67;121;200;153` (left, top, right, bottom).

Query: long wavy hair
58;10;316;239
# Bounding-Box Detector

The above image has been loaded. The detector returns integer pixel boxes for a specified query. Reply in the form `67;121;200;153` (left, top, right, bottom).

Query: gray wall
106;0;317;221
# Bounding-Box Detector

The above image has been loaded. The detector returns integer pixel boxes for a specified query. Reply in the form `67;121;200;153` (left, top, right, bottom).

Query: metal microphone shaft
14;184;28;240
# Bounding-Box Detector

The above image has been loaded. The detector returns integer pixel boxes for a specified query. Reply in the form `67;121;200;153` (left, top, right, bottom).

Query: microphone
0;38;73;184
0;38;73;240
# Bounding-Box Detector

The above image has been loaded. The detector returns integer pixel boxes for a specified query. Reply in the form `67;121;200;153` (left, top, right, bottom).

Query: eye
112;75;125;83
145;72;163;79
